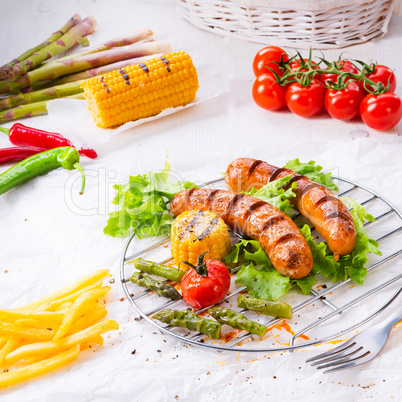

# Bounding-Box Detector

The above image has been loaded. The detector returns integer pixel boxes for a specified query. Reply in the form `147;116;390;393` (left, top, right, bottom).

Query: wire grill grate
120;177;402;353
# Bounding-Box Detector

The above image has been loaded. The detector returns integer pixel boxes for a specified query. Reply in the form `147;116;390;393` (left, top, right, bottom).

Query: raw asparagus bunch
153;309;222;339
0;14;82;79
0;22;171;123
1;17;97;82
208;306;268;337
130;272;182;300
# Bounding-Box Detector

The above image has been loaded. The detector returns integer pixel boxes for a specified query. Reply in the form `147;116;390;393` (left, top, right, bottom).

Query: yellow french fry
0;338;20;365
67;305;107;336
0;337;7;349
6;320;119;364
0;310;64;324
89;335;104;345
0;344;80;389
0;321;55;342
48;280;105;310
53;287;111;340
15;319;60;331
54;302;73;311
30;303;53;312
18;269;110;310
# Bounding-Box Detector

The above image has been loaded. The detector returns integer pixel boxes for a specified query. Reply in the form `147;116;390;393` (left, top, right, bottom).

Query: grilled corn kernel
171;210;231;269
81;51;199;128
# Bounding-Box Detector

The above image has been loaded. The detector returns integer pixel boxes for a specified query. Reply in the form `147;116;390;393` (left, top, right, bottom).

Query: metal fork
306;285;402;374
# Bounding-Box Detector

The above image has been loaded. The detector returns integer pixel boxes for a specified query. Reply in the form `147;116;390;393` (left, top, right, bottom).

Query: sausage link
225;158;356;258
170;189;313;279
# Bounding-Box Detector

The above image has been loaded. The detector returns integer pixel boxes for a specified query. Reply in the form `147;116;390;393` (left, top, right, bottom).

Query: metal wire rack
120;177;402;353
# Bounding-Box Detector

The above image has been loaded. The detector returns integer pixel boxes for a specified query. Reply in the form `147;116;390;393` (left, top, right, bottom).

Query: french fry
0;344;81;389
14;319;60;331
48;280;105;310
54;302;73;311
53;287;111;340
0;338;20;365
89;335;104;345
67;305;107;335
0;310;64;324
0;337;7;349
30;303;53;312
0;321;55;342
18;269;109;310
6;320;119;364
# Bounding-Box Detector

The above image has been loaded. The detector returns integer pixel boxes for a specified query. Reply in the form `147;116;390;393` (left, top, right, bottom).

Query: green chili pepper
153;309;221;339
237;294;293;319
130;272;182;300
208;306;267;337
133;258;184;282
0;146;85;195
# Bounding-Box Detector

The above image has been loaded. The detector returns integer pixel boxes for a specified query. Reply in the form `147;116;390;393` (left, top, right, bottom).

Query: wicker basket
177;0;398;49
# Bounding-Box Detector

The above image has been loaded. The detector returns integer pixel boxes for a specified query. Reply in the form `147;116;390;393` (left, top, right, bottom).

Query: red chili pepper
0;123;97;159
0;147;44;164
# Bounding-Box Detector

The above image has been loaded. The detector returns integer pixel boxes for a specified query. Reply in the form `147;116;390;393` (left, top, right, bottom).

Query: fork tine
306;339;356;363
310;345;363;367
322;352;373;374
316;350;371;370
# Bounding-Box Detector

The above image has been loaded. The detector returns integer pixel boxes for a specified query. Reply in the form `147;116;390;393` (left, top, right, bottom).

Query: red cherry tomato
253;46;289;77
252;73;287;111
320;61;359;85
365;65;397;92
325;80;365;121
181;258;231;309
285;79;326;117
360;93;402;131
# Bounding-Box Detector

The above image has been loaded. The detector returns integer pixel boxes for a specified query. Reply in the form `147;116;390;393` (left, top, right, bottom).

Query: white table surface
1;0;401;400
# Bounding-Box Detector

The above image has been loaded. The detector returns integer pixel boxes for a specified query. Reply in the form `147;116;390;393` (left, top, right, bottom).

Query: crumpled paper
1;136;401;401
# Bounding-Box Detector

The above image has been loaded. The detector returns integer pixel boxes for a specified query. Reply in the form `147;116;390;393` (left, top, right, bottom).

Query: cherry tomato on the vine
285;79;326;117
253;46;289;77
325;80;365;121
363;64;396;93
360;93;402;131
289;58;319;77
320;61;359;85
252;73;287;111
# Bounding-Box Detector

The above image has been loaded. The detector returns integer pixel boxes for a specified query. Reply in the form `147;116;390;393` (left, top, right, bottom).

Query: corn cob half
81;50;199;128
171;210;232;269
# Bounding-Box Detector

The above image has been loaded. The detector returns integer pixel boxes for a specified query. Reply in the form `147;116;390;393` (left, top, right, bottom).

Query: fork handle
374;286;402;333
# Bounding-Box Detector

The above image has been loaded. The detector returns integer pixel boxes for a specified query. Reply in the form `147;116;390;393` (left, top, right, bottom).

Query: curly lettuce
104;158;197;238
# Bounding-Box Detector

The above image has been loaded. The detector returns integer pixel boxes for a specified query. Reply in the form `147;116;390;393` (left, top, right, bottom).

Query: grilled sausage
170;188;313;279
225;158;356;259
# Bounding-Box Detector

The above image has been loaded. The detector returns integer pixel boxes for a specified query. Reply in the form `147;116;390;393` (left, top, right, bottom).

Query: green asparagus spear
0;93;84;123
133;258;184;282
153;309;221;339
130;272;182;300
237;294;293;319
0;14;82;79
0;80;85;111
1;17;97;83
0;41;171;95
208;306;267;337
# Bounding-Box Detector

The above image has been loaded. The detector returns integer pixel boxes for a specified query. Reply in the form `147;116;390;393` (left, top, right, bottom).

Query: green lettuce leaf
335;197;382;284
247;175;297;216
284;158;339;192
104;158;197;238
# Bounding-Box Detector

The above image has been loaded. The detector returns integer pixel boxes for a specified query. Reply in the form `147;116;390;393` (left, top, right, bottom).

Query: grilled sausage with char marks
170;188;313;279
225;158;356;259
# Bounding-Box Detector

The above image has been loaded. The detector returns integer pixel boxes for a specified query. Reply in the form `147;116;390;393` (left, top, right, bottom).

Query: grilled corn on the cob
171;210;231;269
81;51;199;128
